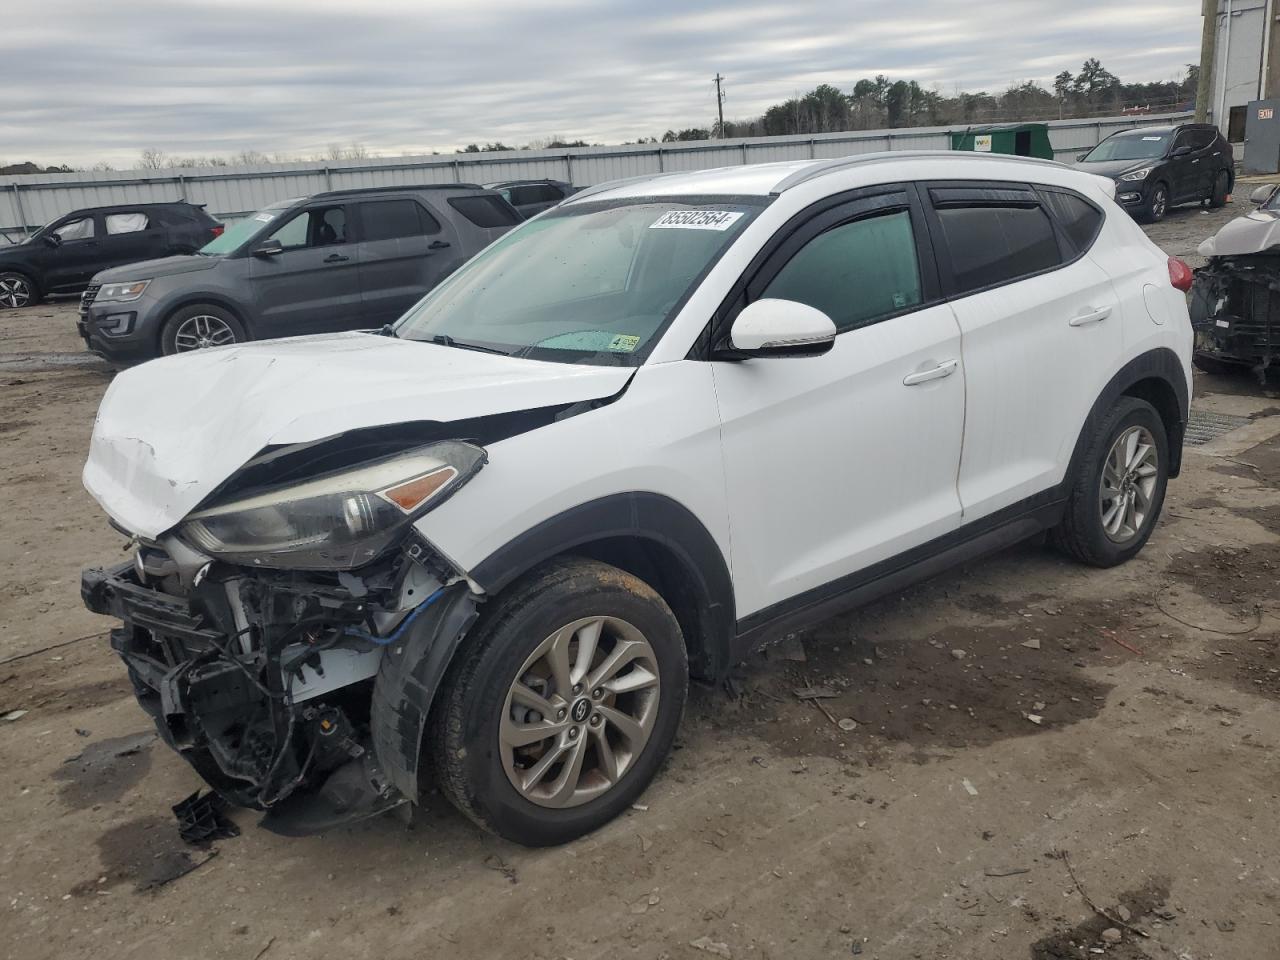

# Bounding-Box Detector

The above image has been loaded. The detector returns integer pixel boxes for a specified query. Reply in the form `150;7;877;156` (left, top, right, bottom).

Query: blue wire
344;586;446;646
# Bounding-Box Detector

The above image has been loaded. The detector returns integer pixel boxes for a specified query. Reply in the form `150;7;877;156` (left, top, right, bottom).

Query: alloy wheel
1099;425;1159;543
1151;187;1168;220
499;616;661;809
0;276;32;308
173;313;237;351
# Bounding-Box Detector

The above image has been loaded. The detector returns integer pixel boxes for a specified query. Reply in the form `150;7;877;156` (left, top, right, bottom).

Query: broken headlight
180;441;485;570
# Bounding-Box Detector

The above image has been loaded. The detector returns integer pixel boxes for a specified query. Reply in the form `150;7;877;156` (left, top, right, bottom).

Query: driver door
247;203;363;336
711;187;967;622
42;214;102;291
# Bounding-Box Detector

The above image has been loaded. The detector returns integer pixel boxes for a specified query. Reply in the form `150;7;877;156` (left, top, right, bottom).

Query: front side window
762;210;923;333
54;217;94;241
106;212;149;235
394;198;763;364
361;199;440;241
1082;132;1170;162
268;205;347;249
935;204;1061;295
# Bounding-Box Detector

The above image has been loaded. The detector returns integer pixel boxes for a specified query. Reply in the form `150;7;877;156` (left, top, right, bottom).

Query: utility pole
1196;0;1217;123
713;73;726;138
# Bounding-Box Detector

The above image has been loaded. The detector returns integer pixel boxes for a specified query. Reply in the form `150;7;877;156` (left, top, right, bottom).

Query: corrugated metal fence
0;112;1191;239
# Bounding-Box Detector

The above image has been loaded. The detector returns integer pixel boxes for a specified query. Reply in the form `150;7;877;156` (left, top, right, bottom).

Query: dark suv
1073;123;1234;223
0;202;222;308
484;179;578;219
78;184;520;364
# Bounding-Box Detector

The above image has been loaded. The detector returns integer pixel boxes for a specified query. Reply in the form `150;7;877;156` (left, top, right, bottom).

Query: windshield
198;202;293;255
1082;132;1171;163
393;197;764;364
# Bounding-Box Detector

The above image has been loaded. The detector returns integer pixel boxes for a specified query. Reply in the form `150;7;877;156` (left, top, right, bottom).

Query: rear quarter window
448;195;522;228
1039;189;1104;256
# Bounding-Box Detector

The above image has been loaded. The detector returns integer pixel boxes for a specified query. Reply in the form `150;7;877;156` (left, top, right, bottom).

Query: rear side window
510;183;563;205
933;204;1061;295
361;199;441;241
763;210;923;333
106;212;149;234
448;195;521;228
1189;128;1217;151
1039;190;1103;255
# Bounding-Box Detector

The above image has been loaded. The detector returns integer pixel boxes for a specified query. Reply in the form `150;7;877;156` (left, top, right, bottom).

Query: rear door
354;197;461;325
100;210;167;270
923;182;1122;520
247;203;362;336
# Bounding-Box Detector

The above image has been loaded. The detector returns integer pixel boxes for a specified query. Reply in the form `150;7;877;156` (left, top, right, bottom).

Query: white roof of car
570;151;1095;203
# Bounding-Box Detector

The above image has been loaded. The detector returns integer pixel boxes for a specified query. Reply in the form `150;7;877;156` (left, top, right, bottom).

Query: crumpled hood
94;254;220;283
83;332;632;538
1198;209;1280;258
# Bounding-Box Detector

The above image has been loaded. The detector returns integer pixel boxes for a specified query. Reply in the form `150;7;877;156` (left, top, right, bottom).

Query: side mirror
724;298;837;358
1171;145;1192;158
252;239;284;257
1076;153;1089;162
1250;184;1277;205
42;233;62;248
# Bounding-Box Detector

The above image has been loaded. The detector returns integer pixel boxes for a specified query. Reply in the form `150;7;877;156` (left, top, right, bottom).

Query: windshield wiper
428;334;509;356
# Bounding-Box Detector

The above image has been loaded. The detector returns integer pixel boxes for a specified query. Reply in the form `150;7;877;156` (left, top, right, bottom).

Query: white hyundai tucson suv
81;152;1193;845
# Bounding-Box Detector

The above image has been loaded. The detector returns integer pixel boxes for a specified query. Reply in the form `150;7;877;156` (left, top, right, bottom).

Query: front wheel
1143;183;1170;223
0;271;38;309
160;303;247;355
1051;397;1169;567
431;558;688;846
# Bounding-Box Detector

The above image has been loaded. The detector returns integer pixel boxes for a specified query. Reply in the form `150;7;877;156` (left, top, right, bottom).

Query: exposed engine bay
81;525;473;833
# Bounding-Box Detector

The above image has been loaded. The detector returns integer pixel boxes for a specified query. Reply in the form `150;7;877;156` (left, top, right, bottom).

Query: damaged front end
1191;255;1280;380
80;439;486;835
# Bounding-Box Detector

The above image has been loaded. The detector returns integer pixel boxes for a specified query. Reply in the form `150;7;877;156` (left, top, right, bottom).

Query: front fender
370;582;480;800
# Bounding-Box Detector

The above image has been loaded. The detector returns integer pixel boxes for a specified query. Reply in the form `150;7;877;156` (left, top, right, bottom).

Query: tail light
210;224;225;238
1168;257;1193;292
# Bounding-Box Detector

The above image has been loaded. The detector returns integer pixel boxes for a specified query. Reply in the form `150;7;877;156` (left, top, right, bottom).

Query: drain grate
1184;408;1252;446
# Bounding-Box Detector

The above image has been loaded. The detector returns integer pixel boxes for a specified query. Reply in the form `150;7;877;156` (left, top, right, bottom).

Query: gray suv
77;184;520;364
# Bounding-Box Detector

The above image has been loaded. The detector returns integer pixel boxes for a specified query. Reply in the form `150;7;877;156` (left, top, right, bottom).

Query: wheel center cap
570;698;591;723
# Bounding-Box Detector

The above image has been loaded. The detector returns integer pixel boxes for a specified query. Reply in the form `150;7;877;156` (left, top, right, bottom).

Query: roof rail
311;183;484;199
565;170;710;204
771;150;1067;194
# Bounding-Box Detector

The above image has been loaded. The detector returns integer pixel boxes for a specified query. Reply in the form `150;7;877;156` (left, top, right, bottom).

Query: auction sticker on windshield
650;210;744;231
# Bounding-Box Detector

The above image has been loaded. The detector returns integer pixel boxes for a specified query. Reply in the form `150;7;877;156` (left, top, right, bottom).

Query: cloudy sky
3;0;1201;168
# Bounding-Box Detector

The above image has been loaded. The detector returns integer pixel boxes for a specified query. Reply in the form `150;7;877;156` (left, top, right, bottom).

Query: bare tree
138;148;168;170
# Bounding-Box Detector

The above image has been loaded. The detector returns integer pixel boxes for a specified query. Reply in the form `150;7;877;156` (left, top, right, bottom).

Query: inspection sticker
608;334;641;352
650;210;744;231
253;212;276;222
1142;136;1163;141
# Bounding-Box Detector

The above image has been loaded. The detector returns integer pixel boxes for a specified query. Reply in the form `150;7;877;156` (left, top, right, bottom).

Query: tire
1051;396;1169;568
1208;170;1230;209
0;271;39;309
431;557;688;846
1193;352;1241;376
1142;182;1170;223
160;303;247;355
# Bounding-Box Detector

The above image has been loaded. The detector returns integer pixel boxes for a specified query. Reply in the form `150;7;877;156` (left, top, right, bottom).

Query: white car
81;152;1193;846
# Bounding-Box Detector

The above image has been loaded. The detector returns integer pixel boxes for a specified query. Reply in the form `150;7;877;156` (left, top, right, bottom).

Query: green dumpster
951;123;1054;160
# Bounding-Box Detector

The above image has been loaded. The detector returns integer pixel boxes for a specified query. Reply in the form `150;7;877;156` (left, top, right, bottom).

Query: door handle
428;239;451;250
1069;306;1112;327
323;253;350;263
902;358;957;386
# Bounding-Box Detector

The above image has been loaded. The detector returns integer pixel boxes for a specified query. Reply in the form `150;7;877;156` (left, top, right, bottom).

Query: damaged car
1190;183;1280;380
81;152;1192;846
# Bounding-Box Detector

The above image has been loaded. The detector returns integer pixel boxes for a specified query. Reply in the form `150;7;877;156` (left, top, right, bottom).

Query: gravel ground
1;194;1279;960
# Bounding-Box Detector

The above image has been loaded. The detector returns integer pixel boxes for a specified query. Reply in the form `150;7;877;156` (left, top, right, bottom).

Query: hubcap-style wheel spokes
0;277;31;308
173;314;237;351
500;616;661;808
1152;190;1167;218
1099;425;1159;543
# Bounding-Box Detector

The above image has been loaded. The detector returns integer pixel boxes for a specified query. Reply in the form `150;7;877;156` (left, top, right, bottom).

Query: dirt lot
2;192;1279;960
